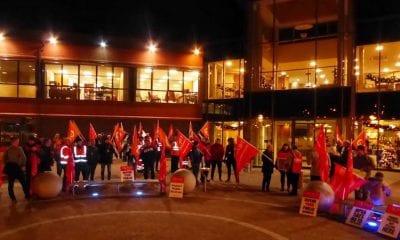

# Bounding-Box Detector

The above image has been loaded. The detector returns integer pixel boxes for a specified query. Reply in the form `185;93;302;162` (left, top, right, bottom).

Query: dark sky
0;0;246;51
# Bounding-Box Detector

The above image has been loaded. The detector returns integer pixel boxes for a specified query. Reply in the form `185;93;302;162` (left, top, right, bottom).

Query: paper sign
120;166;134;182
346;207;371;228
299;191;320;217
354;200;374;210
169;176;184;198
378;204;400;238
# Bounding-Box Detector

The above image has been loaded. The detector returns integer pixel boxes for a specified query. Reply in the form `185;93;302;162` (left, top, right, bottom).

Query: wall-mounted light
193;47;201;56
48;36;58;44
147;42;157;53
375;45;384;51
0;32;4;41
100;40;107;48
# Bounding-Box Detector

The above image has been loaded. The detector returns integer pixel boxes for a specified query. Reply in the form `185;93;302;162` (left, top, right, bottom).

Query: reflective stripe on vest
171;142;179;156
73;145;87;163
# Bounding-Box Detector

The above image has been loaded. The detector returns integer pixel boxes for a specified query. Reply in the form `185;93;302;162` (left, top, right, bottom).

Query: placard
299;191;320;217
345;201;373;228
378;204;400;238
169;176;184;198
120;166;134;182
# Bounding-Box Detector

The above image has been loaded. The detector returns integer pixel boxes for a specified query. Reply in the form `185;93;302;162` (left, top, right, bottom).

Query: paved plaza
0;160;398;240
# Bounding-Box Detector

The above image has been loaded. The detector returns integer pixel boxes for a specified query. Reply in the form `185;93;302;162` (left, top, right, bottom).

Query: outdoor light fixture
91;192;99;197
225;61;232;66
309;61;317;67
48;36;58;44
136;191;143;196
395;62;400;67
375;45;384;51
147;42;157;53
100;40;107;48
0;32;4;41
193;47;201;55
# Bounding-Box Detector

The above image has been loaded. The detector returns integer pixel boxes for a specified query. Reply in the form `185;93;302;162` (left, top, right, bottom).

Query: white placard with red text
345;201;374;228
299;191;320;217
169;176;184;198
120;166;134;182
378;204;400;239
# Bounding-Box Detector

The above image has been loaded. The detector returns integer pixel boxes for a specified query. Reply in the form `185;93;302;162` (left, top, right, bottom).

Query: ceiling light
240;68;245;73
355;71;360;76
383;68;390;73
375;45;384;51
316;68;322;73
354;66;359;70
49;36;58;44
147;42;157;53
100;40;107;48
193;48;201;56
319;74;326;79
395;62;400;67
225;61;232;67
281;71;287;76
0;33;4;41
309;61;317;67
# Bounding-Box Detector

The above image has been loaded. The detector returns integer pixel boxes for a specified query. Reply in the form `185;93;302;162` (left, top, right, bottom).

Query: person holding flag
140;135;156;179
261;144;274;192
99;135;118;180
275;143;291;191
170;135;180;173
224;137;238;183
188;141;203;184
73;137;89;181
354;145;375;179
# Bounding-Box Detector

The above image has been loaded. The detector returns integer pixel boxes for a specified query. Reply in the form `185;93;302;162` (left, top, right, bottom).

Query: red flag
235;136;259;183
158;146;167;193
315;125;329;182
193;134;211;159
114;122;125;152
159;127;171;149
188;121;195;139
200;121;210;139
67;120;83;143
352;131;366;149
335;126;343;145
154;120;160;141
168;124;174;140
138;122;143;137
89;123;97;142
131;125;139;160
177;130;193;161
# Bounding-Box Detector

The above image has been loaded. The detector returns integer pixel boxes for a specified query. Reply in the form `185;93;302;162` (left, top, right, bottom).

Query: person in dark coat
140;136;156;179
261;144;274;192
225;137;238;183
87;139;99;181
38;138;54;172
99;135;117;180
188;141;203;184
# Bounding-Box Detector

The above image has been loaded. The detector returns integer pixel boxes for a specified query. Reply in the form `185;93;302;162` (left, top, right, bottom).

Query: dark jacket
87;145;99;165
262;149;274;173
188;147;203;165
225;144;235;162
99;143;117;164
38;145;54;172
140;145;156;163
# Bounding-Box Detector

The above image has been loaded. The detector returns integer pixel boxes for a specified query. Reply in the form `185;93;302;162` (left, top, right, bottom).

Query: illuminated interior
0;60;36;98
136;67;199;104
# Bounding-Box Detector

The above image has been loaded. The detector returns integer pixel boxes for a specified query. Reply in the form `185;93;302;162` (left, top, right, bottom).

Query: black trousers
143;159;155;179
200;161;211;183
101;163;111;180
171;156;179;173
226;160;238;182
279;170;290;190
88;163;97;181
192;163;200;183
75;162;89;181
4;163;29;201
262;171;273;191
211;160;222;180
154;152;161;171
289;172;299;195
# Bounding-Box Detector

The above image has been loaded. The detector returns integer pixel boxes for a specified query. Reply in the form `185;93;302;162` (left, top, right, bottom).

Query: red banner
159;127;171;149
387;204;400;216
235;136;259;182
168;124;174;140
193;134;211;159
330;164;367;201
303;191;320;199
315;125;329;182
177;130;193;161
88;123;97;142
158;149;167;192
67;120;83;143
200;121;209;139
131;125;139;160
352;131;366;150
188;121;195;139
113;122;125;152
354;200;374;210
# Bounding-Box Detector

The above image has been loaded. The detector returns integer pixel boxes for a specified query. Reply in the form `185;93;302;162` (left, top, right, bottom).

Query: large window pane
80;65;96;100
113;67;126;89
137;68;152;89
168;69;182;91
19;61;36;84
208;61;224;99
45;64;62;86
98;65;113;88
18;85;36;98
153;69;168;91
0;85;17;97
0;60;17;84
62;65;78;87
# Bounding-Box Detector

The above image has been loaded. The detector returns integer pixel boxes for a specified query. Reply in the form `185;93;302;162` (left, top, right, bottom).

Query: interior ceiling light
294;23;313;31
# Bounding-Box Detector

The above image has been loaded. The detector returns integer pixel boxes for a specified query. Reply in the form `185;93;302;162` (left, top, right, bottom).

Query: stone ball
171;169;196;193
31;172;63;199
301;180;335;212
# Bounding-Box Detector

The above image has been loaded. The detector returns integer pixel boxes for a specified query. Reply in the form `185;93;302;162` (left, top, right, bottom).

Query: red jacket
210;143;224;161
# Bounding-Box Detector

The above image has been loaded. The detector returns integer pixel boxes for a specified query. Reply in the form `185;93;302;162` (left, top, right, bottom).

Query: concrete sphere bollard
301;180;335;212
31;172;63;199
171;169;196;193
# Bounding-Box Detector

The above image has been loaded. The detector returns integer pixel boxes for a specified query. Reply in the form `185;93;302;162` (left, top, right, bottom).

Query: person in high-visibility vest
73;137;89;181
170;136;180;173
60;137;74;191
288;145;302;196
275;143;291;192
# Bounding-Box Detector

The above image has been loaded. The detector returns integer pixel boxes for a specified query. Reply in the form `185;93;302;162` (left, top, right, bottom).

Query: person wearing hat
73;136;89;181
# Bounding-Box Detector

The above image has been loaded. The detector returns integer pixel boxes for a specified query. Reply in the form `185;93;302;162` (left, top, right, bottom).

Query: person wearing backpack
288;145;302;196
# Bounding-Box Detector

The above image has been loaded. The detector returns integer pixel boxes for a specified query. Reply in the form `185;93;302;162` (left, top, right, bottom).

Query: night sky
0;0;246;53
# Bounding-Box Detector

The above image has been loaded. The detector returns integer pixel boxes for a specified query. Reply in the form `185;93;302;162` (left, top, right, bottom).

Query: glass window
62;65;78;87
113;67;125;89
19;61;36;84
153;69;168;91
168;69;183;91
98;65;113;88
0;60;17;84
137;68;152;90
80;65;96;100
45;64;62;86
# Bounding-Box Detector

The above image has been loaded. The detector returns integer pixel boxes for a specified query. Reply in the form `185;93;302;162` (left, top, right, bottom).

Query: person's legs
280;170;285;191
89;164;96;181
149;159;155;179
265;172;272;191
82;163;90;181
232;160;238;183
286;172;291;192
171;156;178;173
101;163;105;180
262;172;267;192
290;173;299;196
217;161;222;181
75;163;81;181
143;161;149;179
211;161;216;180
6;165;17;202
107;164;111;180
226;161;232;181
192;164;199;183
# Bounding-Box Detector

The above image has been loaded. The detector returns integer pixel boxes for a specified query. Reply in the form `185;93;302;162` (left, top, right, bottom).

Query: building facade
203;0;400;170
0;35;203;144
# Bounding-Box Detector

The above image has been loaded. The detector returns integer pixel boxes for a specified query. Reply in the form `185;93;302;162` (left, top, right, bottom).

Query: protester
140;136;156;179
154;137;163;172
201;138;212;182
38;138;54;172
73;137;89;181
60;137;74;191
225;137;238;183
3;137;29;203
99;135;117;180
360;172;391;206
170;135;180;173
210;138;224;181
188;141;203;184
354;145;375;178
87;139;99;181
23;135;41;193
276;143;291;191
261;144;274;192
287;145;302;196
328;141;341;178
53;133;63;176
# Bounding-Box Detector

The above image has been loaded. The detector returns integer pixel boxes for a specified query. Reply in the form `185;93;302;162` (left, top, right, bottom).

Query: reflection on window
136;67;199;104
0;60;36;98
356;42;400;92
208;59;244;99
45;63;128;101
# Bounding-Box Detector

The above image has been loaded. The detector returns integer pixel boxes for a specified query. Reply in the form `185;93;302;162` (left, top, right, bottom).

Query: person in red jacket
275;143;291;192
288;145;302;196
210;138;224;181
